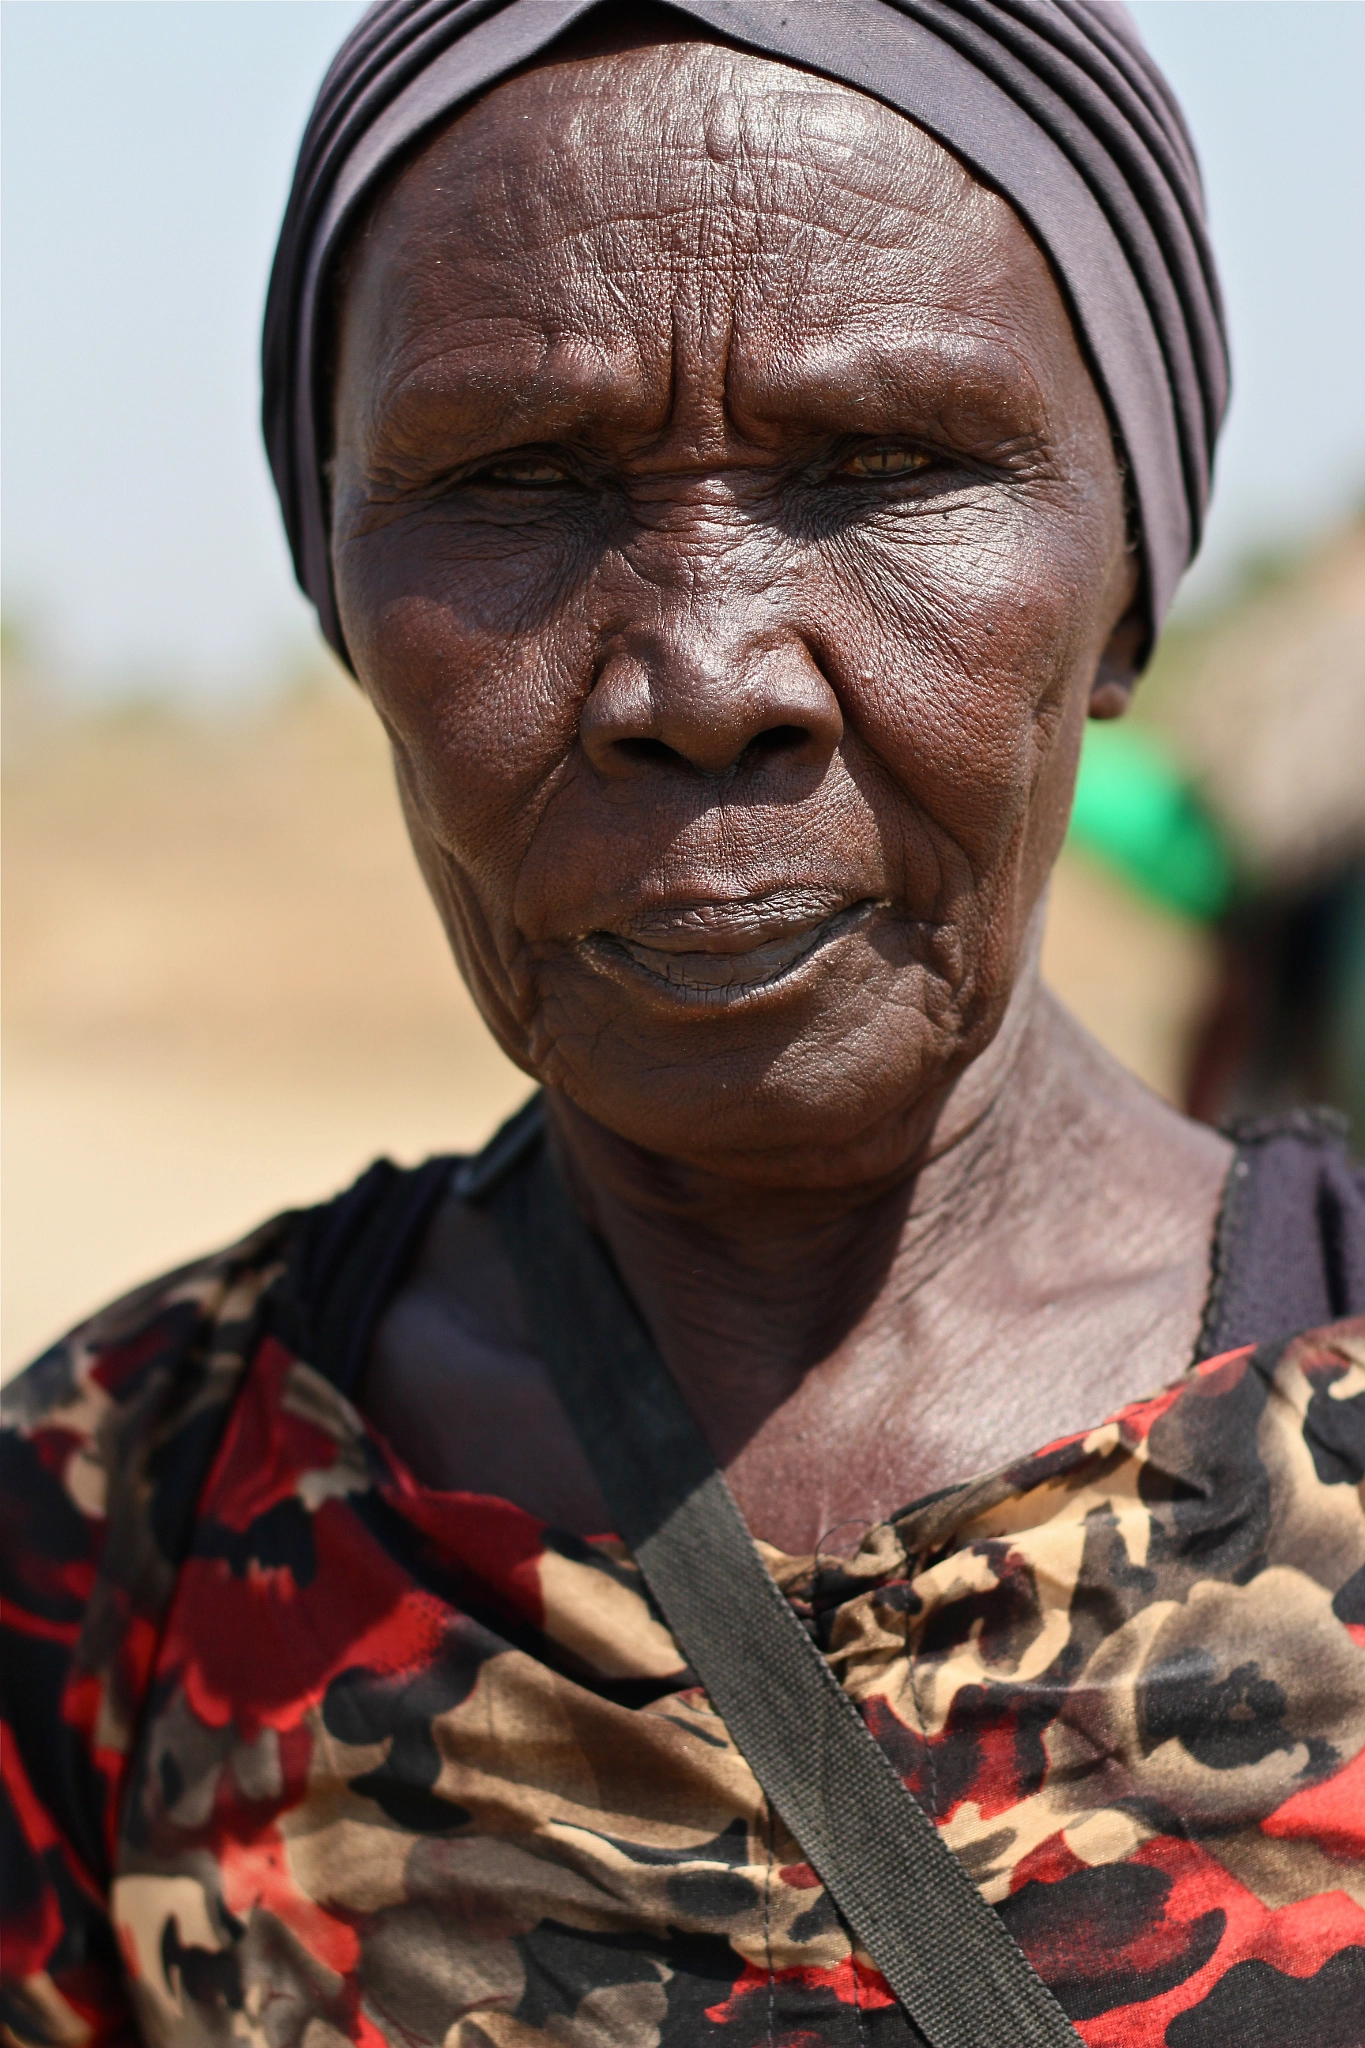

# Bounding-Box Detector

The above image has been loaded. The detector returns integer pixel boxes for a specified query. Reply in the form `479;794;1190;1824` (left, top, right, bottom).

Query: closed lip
580;891;885;997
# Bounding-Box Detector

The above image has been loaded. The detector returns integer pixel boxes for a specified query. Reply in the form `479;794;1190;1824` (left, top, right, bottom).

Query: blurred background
4;0;1364;1372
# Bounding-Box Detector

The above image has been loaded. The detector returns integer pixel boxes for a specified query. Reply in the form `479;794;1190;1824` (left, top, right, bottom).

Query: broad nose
579;614;844;781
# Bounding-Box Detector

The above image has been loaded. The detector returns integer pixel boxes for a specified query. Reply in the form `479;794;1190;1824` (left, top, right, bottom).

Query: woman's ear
1089;588;1147;721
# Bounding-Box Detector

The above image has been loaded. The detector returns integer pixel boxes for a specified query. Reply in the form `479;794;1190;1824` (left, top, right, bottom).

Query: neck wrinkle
541;935;1050;1406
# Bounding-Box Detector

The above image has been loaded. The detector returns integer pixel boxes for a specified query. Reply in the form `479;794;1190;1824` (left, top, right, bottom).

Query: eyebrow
357;324;668;472
728;325;1051;443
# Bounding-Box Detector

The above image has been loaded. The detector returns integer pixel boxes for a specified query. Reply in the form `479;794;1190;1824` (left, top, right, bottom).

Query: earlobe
1088;676;1134;720
1089;594;1147;721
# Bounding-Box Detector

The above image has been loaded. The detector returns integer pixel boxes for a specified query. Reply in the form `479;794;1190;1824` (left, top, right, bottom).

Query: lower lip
583;899;880;1000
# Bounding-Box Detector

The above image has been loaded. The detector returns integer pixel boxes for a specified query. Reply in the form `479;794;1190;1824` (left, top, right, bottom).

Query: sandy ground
2;673;1217;1374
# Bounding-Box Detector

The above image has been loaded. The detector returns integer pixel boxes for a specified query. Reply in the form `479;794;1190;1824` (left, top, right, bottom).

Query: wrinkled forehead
339;40;1063;375
378;43;978;244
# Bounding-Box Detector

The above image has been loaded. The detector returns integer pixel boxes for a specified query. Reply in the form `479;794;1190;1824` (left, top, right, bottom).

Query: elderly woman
4;4;1364;2045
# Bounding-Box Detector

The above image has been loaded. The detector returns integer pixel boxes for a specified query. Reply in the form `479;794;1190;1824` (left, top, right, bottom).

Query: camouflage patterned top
3;1195;1364;2048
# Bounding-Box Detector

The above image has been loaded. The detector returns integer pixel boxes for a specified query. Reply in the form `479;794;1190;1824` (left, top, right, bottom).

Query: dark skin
329;36;1231;1555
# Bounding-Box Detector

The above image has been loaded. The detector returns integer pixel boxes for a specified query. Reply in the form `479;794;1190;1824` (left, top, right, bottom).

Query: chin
532;970;982;1188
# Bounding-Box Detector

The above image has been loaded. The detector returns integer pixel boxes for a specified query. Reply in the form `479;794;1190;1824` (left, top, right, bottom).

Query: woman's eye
478;458;572;487
839;447;933;479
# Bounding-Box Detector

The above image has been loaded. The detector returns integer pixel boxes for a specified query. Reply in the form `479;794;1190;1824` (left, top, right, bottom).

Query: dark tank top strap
277;1154;456;1398
276;1093;546;1399
1197;1109;1365;1358
452;1092;546;1198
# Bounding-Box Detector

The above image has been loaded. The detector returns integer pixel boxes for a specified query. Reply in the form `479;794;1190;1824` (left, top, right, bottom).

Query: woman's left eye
838;447;933;479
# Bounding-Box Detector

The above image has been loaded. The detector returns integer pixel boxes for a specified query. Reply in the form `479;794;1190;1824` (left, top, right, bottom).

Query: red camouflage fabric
2;1212;1364;2048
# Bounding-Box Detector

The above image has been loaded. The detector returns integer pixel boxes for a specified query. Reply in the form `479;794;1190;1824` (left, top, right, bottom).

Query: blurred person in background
4;6;1364;2048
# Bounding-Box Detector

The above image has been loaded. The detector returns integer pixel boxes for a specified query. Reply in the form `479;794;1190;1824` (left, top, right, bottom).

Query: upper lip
581;888;882;993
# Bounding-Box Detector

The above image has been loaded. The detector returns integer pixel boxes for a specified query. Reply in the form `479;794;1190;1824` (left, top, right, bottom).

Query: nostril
738;724;811;771
615;736;683;769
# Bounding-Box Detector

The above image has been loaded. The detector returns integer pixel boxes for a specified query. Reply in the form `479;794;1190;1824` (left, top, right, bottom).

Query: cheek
814;490;1114;872
336;528;599;913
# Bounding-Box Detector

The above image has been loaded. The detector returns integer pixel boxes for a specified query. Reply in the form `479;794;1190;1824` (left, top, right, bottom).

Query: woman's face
331;41;1139;1184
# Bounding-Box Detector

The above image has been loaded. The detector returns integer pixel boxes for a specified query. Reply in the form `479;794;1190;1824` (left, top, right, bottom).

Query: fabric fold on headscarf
263;0;1228;667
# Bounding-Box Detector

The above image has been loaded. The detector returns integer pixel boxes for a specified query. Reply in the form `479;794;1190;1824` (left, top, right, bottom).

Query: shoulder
1114;1316;1365;1634
1;1143;465;1527
1;1211;302;1773
1127;1311;1365;1514
0;1209;303;2038
0;1139;475;1667
1254;1314;1365;1525
3;1209;298;1540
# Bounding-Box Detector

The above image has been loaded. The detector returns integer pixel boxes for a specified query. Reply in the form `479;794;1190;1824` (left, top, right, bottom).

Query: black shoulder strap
275;1099;554;1393
280;1152;460;1397
481;1129;1080;2048
1199;1109;1365;1357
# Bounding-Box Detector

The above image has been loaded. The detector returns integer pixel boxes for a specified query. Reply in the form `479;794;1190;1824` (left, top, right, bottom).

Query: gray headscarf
263;0;1228;666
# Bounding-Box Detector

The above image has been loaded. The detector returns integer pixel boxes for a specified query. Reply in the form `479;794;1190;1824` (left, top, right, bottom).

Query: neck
544;944;1054;1429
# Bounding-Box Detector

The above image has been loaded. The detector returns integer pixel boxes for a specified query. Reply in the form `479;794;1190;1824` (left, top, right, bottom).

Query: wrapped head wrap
263;0;1228;666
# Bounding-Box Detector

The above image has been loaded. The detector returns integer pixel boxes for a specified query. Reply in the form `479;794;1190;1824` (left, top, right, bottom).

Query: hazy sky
4;0;1364;699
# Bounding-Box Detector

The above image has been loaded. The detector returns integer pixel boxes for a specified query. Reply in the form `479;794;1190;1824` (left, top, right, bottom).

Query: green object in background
1067;721;1235;922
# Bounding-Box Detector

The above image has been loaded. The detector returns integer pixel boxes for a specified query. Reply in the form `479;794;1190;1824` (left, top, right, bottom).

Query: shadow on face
328;27;1141;1187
